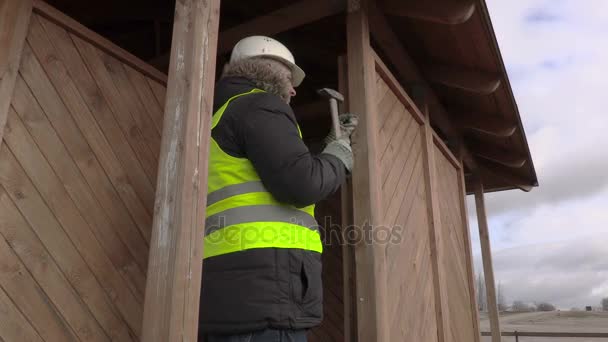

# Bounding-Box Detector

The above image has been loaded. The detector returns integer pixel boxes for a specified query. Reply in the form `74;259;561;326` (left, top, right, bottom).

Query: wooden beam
150;0;344;69
473;143;527;169
337;54;356;342
380;0;476;25
457;111;517;137
416;88;450;342
457;151;482;342
473;178;502;342
0;0;33;143
218;0;344;55
478;160;533;192
141;1;220;341
347;0;388;341
423;64;502;95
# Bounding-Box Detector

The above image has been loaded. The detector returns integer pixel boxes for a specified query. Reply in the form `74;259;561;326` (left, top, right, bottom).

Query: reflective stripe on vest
204;88;322;259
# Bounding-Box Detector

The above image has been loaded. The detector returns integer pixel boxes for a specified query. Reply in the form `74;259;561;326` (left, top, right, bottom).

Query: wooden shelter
0;0;537;341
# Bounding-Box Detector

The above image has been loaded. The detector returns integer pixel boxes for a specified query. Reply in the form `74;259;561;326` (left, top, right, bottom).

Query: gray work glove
322;113;359;172
324;113;359;145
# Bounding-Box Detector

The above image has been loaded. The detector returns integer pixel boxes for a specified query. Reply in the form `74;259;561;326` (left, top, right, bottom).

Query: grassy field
479;311;608;342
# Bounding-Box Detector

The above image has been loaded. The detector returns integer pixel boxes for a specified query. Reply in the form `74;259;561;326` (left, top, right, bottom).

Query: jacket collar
213;77;258;113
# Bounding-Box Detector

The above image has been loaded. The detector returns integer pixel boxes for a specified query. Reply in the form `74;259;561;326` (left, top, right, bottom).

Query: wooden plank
218;0;343;54
0;182;122;342
141;1;220;341
337;54;356;342
123;64;164;135
11;75;149;273
2;151;137;342
6;102;146;299
457;111;517;137
380;117;417;197
380;110;417;184
1;115;143;335
423;64;501;95
72;34;159;185
457;157;482;342
150;0;345;68
380;0;476;25
0;0;32;143
433;132;461;169
417;91;450;342
377;100;404;151
346;1;389;341
372;51;424;124
0;284;44;342
30;14;152;241
32;0;167;84
434;151;475;342
0;193;78;341
147;78;167;109
103;55;162;148
28;14;156;219
473;178;501;342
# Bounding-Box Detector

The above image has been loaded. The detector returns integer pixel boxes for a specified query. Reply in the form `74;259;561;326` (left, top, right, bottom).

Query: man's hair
221;57;292;103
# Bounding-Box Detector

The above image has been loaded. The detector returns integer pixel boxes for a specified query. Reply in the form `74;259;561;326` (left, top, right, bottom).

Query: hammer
317;88;344;139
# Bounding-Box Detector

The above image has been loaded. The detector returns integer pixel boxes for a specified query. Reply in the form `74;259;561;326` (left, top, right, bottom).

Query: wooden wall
0;3;166;341
352;53;479;342
434;142;478;342
375;62;440;342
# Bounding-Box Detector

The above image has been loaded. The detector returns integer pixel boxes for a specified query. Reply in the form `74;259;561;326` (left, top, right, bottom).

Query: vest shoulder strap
211;88;265;129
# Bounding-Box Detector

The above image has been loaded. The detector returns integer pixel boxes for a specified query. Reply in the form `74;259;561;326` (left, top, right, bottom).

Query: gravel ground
479;311;608;342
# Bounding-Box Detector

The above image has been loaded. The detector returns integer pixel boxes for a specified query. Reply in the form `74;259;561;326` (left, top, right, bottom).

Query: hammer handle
329;98;341;139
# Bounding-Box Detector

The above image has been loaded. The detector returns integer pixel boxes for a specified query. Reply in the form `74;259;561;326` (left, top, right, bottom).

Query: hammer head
317;88;344;102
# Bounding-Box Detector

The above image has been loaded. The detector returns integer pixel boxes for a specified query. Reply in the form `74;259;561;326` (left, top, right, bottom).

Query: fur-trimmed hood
221;57;293;103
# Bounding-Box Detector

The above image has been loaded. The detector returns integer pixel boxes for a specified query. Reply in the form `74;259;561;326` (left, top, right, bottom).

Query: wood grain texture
0;179;116;342
0;178;79;342
375;64;440;342
434;143;477;342
347;1;389;340
474;179;501;342
0;5;171;340
0;277;44;342
1;111;142;336
29;15;154;237
141;1;220;340
0;0;32;144
32;0;167;84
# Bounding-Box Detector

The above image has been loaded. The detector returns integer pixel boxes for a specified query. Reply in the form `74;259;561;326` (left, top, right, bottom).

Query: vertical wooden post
0;0;33;143
474;178;502;342
338;55;356;342
141;1;220;341
346;0;387;341
457;158;482;342
416;88;450;342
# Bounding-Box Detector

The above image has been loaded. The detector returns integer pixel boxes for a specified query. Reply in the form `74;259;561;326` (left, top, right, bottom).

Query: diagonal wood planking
29;14;154;237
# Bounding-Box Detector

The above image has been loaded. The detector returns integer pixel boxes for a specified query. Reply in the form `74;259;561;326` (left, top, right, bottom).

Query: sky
468;0;608;310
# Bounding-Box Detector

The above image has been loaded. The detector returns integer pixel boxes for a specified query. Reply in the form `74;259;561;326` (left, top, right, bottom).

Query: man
199;36;357;342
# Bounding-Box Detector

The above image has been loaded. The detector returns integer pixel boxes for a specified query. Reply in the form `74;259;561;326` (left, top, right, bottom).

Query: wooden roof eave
375;0;537;193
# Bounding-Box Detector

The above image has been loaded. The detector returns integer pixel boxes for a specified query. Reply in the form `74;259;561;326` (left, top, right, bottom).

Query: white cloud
468;0;608;309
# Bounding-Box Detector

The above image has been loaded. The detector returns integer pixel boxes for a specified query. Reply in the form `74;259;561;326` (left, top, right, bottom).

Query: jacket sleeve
234;95;346;208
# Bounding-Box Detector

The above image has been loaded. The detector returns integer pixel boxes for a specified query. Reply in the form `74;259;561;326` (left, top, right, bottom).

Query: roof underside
43;0;537;193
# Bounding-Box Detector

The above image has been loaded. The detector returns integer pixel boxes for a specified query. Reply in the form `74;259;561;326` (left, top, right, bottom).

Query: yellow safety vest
204;89;323;259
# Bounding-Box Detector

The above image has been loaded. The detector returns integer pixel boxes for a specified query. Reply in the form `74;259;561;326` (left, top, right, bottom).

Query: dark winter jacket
198;77;346;335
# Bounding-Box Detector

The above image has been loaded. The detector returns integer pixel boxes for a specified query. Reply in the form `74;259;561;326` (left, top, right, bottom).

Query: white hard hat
230;36;305;87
